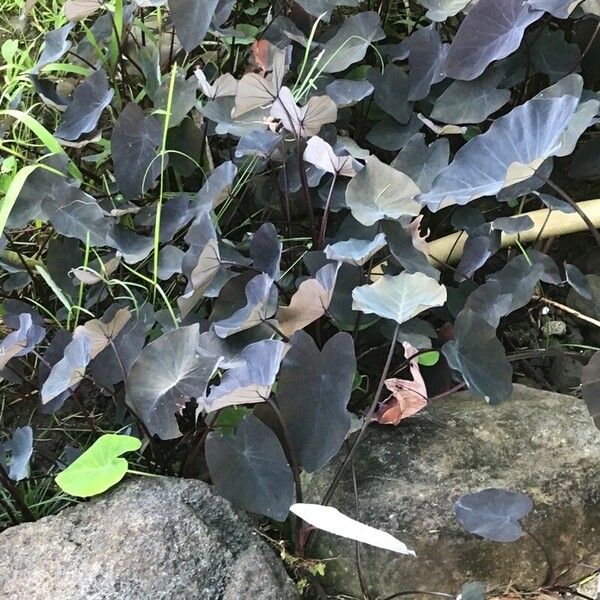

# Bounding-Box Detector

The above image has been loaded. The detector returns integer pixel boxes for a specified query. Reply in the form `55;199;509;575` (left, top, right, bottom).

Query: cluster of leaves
2;0;600;563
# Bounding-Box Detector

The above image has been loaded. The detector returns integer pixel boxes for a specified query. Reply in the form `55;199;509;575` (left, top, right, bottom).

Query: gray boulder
0;477;299;600
305;384;600;597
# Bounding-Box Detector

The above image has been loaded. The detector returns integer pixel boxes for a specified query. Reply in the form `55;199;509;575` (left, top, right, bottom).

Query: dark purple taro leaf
153;67;197;128
492;215;534;234
442;308;513;403
9;155;70;227
456;224;501;281
451;207;485;233
270;87;337;138
419;0;471;21
42;187;114;246
431;67;510;124
181;212;221;299
534;192;574;214
443;0;543;81
383;220;441;281
419;88;582;211
90;303;155;391
212;0;236;28
531;28;581;83
47;237;82;300
0;426;33;481
294;0;360;18
0;313;45;369
403;27;448;102
582;351;600;429
167;0;220;53
55;68;113;141
526;0;584;18
198;325;277;370
166;117;204;177
157;195;194;243
565;263;593;300
235;129;282;160
282;146;326;193
250;223;282;279
568;137;600;182
367;64;411;123
155;245;185;280
366;113;422;151
111;103;163;200
464;251;560;328
125;324;219;440
39;330;72;414
346;155;420;226
195;160;237;212
29;74;72;109
319;11;385;73
212;273;277;339
202;339;285;412
106;225;154;264
3;300;44;329
326;79;374;107
391;134;449;193
324;233;387;267
41;334;92;405
33;22;74;74
277;331;356;472
206;414;294;520
454;488;533;542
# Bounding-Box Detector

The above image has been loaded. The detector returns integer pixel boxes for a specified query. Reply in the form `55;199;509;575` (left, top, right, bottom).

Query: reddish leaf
375;342;427;426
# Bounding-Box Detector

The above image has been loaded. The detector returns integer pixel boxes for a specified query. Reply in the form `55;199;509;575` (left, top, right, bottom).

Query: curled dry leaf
375;342;428;425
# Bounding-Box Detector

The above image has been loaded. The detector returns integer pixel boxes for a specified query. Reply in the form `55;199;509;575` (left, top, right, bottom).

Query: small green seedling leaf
418;351;440;367
55;434;141;497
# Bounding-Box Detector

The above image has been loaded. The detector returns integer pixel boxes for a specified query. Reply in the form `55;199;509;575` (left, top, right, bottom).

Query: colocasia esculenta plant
1;0;600;553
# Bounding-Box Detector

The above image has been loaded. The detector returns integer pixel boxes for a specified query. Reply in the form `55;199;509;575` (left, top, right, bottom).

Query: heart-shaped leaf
444;0;543;81
346;155;421;225
55;434;141;497
111;103;163;199
125;324;220;439
352;272;447;325
277;331;356;472
55;68;114;141
442;308;513;403
168;0;220;52
454;488;533;542
206;415;294;520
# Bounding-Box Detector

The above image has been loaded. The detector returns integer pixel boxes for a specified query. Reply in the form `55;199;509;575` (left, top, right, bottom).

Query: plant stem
0;464;35;522
317;174;337;250
320;322;401;507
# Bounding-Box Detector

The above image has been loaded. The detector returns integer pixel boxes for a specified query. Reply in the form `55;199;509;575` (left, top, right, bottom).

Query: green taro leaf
55;434;141;497
206;415;294;520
